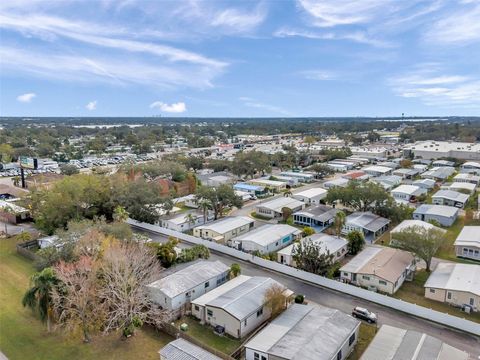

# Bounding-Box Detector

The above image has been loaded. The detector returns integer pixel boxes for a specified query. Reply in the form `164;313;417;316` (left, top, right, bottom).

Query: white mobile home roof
293;187;327;199
147;260;229;298
360;324;468;360
207;276;281;320
245;304;359;360
391;184;423;196
391;220;446;235
159;338;222;360
194;216;253;234
424;263;480;297
232;224;301;247
454;226;480;248
258;197;304;212
414;204;459;218
432;189;469;203
363;165;392;174
278;234;347;258
449;182;476;193
192;275;251;307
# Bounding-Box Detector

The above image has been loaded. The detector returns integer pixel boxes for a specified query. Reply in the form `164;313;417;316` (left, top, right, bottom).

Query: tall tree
333;211;346;236
346;230;365;255
22;267;59;332
308;163;334;179
51;257;101;342
292;239;334;276
97;242;165;337
229;263;241;279
391;225;446;272
264;284;288;319
326;181;390;213
195;184;242;220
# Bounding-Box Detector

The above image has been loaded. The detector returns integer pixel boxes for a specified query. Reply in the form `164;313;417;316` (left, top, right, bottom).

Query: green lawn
0;236;173;360
348;323;377;360
174;316;241;355
393;269;480;324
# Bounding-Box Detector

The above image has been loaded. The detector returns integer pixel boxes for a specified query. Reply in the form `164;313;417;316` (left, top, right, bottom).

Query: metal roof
391;220;446;234
257;197;304;212
432;190;469;203
293;187;327;198
147;260;229;298
207;276;281;320
360;324;469;360
414;204;459;218
245;304;359;360
232;224;301;247
194;216;253;234
233;183;264;191
277;234;347;257
346;212;390;232
159;338;222;360
293;204;339;222
424;263;480;296
454;226;480;247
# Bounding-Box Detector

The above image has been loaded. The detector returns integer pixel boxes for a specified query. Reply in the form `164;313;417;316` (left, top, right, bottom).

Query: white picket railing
128;219;480;336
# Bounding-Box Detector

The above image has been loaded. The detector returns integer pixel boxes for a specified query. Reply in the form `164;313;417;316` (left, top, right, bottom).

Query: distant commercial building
361;324;469;360
244;304;360;360
404;140;480;161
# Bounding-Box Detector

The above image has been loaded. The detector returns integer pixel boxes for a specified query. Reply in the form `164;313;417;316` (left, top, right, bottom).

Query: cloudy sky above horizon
1;0;479;117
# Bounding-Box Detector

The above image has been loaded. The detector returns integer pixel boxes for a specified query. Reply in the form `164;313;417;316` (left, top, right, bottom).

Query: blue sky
1;0;479;117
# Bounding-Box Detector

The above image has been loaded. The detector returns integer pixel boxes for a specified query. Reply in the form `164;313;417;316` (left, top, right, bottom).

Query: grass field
348;323;377;360
174;316;241;355
0;236;173;360
393;269;480;324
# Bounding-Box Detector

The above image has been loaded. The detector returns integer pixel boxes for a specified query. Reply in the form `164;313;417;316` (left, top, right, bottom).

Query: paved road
139;229;480;358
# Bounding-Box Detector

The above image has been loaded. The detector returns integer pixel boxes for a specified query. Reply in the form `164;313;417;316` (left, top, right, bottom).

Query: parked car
352;307;377;323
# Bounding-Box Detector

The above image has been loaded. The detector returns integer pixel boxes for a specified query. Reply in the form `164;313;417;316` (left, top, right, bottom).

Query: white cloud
16;92;36;103
0;46;221;89
274;27;392;47
297;0;386;27
389;66;480;107
300;70;337;81
211;6;266;33
86;100;97;111
149;101;186;113
424;3;480;44
239;97;292;116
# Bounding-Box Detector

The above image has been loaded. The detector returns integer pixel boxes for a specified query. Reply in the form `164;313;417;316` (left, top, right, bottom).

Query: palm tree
184;213;196;229
229;263;241;279
22;267;59;332
113;205;129;222
197;199;211;224
334;211;346;236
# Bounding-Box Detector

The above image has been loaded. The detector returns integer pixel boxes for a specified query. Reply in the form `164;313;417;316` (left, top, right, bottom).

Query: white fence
128;219;480;336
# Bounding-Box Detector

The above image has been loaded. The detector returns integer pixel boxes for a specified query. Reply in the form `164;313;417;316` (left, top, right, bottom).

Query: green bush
294;294;304;304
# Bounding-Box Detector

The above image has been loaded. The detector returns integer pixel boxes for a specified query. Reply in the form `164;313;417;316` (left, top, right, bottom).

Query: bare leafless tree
51;257;103;342
97;242;165;336
264;283;288;319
